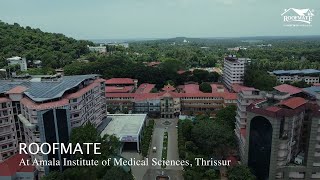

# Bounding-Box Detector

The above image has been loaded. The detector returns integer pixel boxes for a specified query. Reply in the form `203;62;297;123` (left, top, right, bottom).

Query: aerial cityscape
0;1;320;180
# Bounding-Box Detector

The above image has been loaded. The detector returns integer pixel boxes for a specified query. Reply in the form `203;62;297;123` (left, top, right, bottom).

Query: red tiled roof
279;97;307;109
183;84;201;93
162;85;175;92
0;154;35;176
106;86;134;93
313;83;320;86
224;93;237;100
66;79;101;99
211;83;227;92
6;86;28;94
106;93;136;98
134;93;162;101
231;84;255;93
274;84;302;95
0;97;11;103
136;83;156;94
20;97;69;110
266;106;282;112
105;78;135;85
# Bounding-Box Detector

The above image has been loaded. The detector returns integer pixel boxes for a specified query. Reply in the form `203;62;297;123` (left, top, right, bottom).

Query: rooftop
162;84;176;92
0;154;35;176
183;84;201;93
135;83;156;94
303;86;320;97
0;74;99;102
231;84;255;93
105;78;136;85
272;69;320;75
106;86;134;93
100;114;147;139
274;84;302;95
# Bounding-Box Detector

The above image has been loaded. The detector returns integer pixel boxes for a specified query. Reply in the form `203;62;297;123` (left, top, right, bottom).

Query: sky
0;0;319;40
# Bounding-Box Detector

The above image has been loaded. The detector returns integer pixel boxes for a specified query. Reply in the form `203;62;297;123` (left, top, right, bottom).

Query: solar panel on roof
0;74;98;102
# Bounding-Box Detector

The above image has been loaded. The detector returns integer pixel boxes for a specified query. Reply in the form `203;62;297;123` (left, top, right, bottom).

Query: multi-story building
239;91;320;179
7;56;28;71
272;69;320;84
106;83;238;117
234;86;263;161
223;55;251;90
0;74;106;175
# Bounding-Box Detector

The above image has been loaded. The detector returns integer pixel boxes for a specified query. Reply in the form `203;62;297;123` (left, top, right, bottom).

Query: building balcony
236;116;246;127
0;146;15;152
0;130;12;136
0;138;15;145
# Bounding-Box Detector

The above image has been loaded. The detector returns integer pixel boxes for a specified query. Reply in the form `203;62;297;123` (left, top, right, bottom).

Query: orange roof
266;106;282;112
162;84;176;92
0;97;11;103
66;80;101;99
183;84;201;93
279;97;307;109
106;86;134;93
274;84;302;95
20;97;69;110
231;84;255;93
105;78;135;85
0;154;35;176
136;83;156;94
6;86;28;94
224;93;237;100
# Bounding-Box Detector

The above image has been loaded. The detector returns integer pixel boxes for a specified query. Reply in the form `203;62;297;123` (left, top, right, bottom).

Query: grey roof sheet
273;69;320;75
0;74;98;102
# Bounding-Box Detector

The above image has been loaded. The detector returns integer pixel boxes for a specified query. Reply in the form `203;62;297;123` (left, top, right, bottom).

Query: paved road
143;118;184;180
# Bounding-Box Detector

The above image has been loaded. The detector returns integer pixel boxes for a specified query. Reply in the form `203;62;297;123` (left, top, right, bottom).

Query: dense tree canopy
227;165;256;180
199;82;212;93
42;123;131;180
0;21;92;69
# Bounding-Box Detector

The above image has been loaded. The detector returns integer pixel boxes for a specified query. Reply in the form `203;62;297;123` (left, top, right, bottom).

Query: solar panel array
0;74;98;102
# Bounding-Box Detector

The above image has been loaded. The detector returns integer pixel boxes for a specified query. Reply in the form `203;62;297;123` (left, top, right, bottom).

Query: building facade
240;92;320;179
223;55;251;90
272;69;320;84
7;56;28;71
0;74;107;175
234;87;263;161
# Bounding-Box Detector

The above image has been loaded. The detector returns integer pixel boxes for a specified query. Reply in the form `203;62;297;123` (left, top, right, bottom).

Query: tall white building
234;87;263;161
223;55;251;90
7;56;28;71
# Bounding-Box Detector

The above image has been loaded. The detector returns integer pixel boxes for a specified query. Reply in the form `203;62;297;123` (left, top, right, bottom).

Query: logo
281;8;315;27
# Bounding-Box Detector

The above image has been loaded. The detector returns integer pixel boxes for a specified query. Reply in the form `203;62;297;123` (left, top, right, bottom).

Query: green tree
215;105;237;129
102;167;134;180
199;82;212;93
227;165;256;180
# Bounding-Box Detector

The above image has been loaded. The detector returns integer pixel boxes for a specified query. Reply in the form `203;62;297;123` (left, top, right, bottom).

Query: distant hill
0;21;93;69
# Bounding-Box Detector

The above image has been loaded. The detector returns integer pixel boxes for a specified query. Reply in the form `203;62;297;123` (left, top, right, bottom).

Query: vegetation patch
161;131;169;168
141;119;155;157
